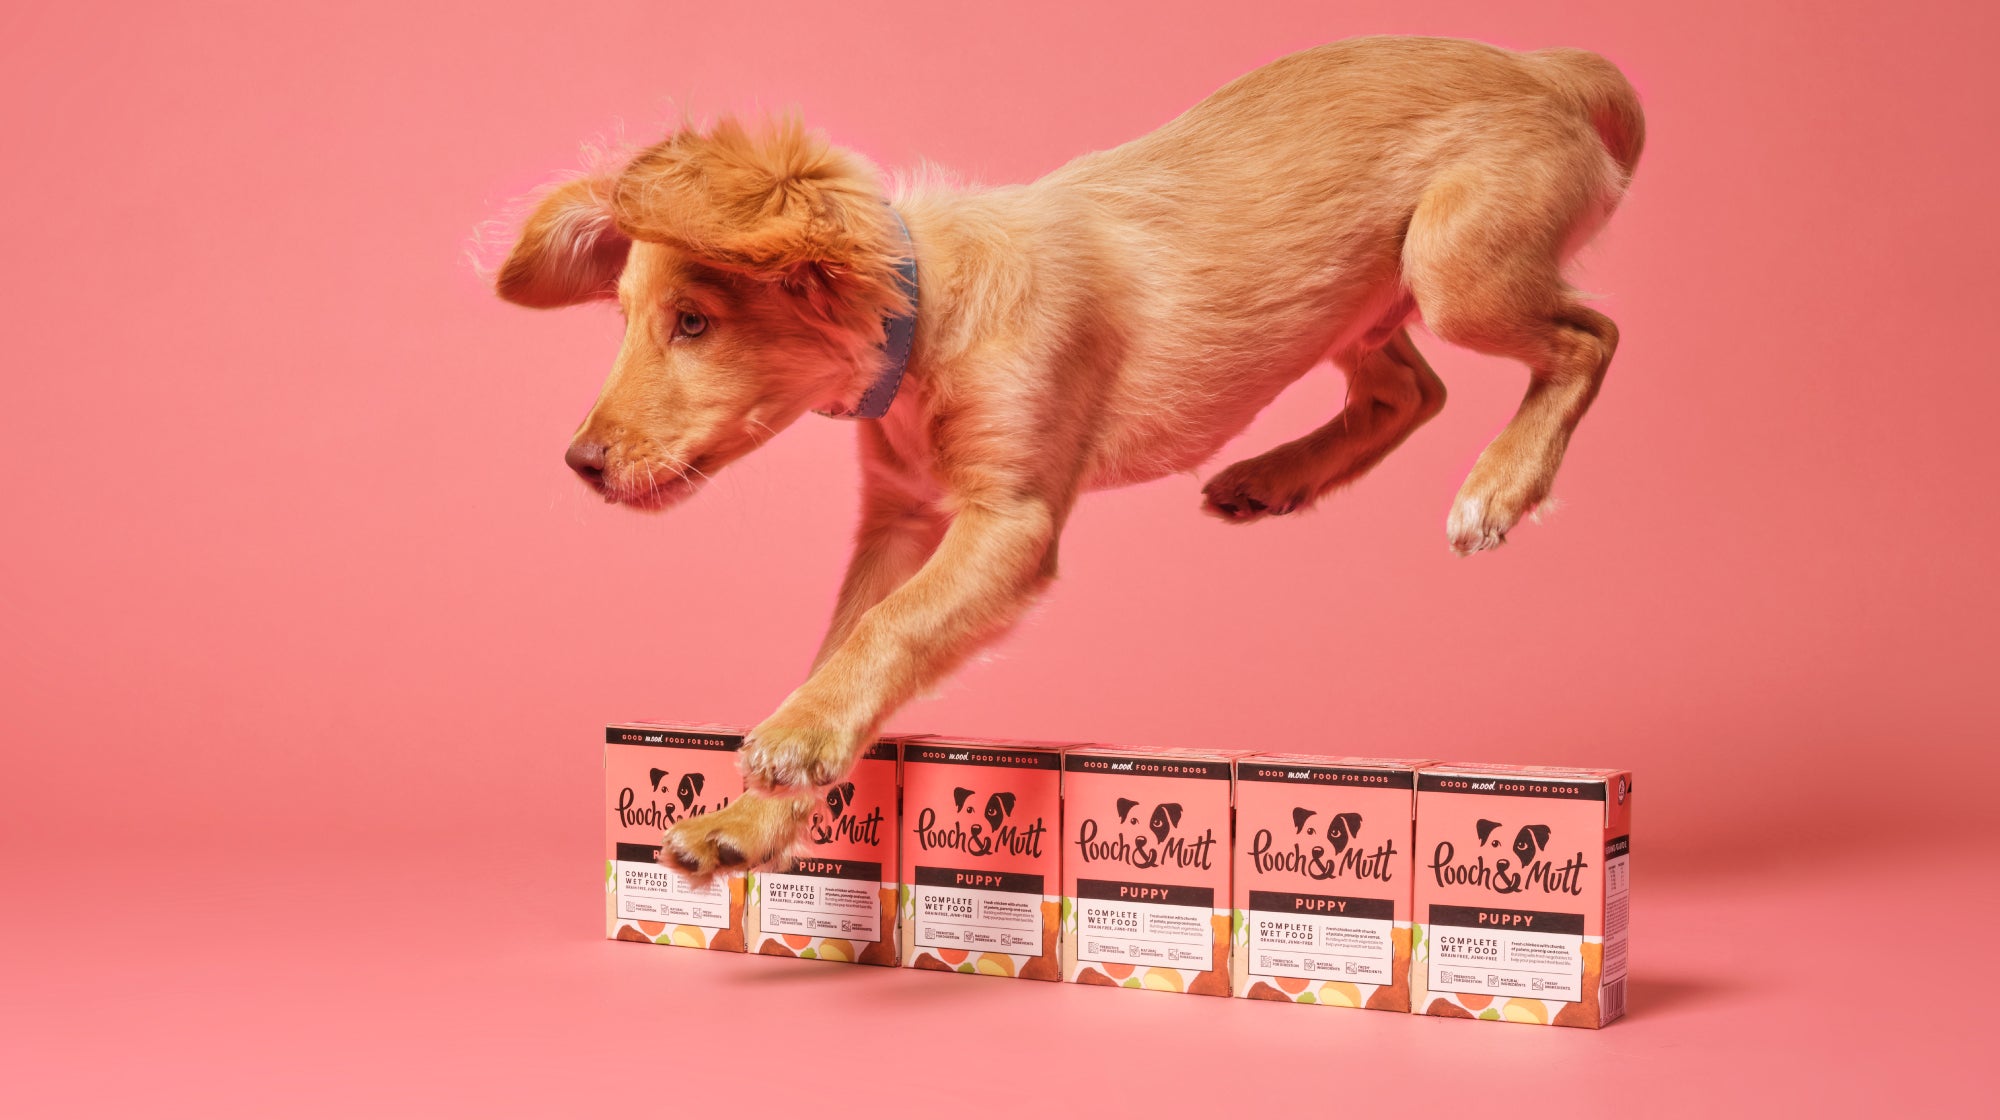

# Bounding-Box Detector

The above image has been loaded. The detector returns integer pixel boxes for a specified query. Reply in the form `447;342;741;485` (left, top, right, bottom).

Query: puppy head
497;115;912;512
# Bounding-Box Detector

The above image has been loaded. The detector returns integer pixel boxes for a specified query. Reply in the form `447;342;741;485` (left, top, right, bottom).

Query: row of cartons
605;725;1631;1027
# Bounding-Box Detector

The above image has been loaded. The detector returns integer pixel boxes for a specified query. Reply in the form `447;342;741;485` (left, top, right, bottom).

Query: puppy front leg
810;459;948;673
662;500;1061;878
747;498;1065;791
660;471;950;882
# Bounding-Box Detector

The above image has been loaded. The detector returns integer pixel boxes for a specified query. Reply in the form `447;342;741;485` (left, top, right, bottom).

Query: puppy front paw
739;716;859;793
659;793;812;883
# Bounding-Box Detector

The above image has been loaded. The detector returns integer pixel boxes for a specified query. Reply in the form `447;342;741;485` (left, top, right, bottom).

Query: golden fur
496;36;1644;877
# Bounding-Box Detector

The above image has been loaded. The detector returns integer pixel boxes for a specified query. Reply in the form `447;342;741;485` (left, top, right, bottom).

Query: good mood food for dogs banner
605;724;1631;1028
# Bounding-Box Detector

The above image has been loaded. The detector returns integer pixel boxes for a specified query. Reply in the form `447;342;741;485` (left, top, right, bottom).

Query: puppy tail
1532;48;1646;181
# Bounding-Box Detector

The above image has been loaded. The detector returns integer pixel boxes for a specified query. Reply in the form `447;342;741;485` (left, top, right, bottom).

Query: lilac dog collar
817;207;919;421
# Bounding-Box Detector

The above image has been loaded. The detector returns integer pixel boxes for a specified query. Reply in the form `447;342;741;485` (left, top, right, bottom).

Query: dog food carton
603;722;747;952
1413;763;1633;1027
899;735;1074;980
746;735;906;965
1061;745;1236;995
1231;755;1428;1010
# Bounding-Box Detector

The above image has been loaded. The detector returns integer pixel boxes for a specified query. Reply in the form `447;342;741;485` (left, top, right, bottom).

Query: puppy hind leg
1439;305;1615;555
1201;327;1446;523
1403;162;1621;554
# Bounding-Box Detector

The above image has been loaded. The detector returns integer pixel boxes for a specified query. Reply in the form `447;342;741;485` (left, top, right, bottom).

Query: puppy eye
675;310;708;339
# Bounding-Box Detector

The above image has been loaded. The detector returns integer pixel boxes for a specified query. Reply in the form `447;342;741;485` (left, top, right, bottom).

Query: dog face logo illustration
1476;818;1551;864
649;768;670;792
984;791;1015;834
809;782;858;844
1290;806;1362;857
1112;797;1184;842
677;772;706;811
826;781;856;819
1325;811;1361;854
955;786;1016;840
1513;824;1551;863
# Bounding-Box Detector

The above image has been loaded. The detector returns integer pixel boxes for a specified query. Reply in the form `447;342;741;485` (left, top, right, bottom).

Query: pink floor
7;834;1983;1116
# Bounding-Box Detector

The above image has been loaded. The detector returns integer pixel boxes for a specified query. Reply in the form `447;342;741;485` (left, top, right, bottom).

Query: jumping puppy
495;36;1643;878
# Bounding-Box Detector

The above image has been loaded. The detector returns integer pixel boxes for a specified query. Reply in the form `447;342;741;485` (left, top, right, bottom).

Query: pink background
3;0;1993;1114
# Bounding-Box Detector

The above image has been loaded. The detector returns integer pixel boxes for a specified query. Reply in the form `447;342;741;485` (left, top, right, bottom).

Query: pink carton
1061;745;1235;995
603;722;747;952
746;736;903;966
1232;755;1428;1010
1413;763;1633;1027
898;735;1072;980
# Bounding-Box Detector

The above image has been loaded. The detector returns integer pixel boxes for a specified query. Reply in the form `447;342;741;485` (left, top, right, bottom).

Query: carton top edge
1235;753;1434;770
609;721;749;735
903;735;1081;751
1420;762;1630;782
1064;743;1244;762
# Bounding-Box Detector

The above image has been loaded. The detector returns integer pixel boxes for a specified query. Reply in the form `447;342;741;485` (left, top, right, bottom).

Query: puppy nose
565;439;607;486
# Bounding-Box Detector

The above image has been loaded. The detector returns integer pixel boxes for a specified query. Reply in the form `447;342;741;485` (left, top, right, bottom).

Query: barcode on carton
1602;977;1627;1022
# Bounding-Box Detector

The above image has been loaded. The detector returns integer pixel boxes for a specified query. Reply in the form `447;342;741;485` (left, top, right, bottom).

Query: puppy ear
648;768;669;791
953;787;974;811
1116;798;1139;822
995;792;1016;815
610;116;908;319
496;176;630;308
1336;812;1361;836
1292;808;1317;834
1160;803;1182;828
688;773;705;796
1477;819;1502;844
1528;824;1552;850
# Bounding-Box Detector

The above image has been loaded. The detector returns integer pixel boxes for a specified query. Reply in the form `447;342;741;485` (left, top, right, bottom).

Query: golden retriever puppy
496;36;1643;877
